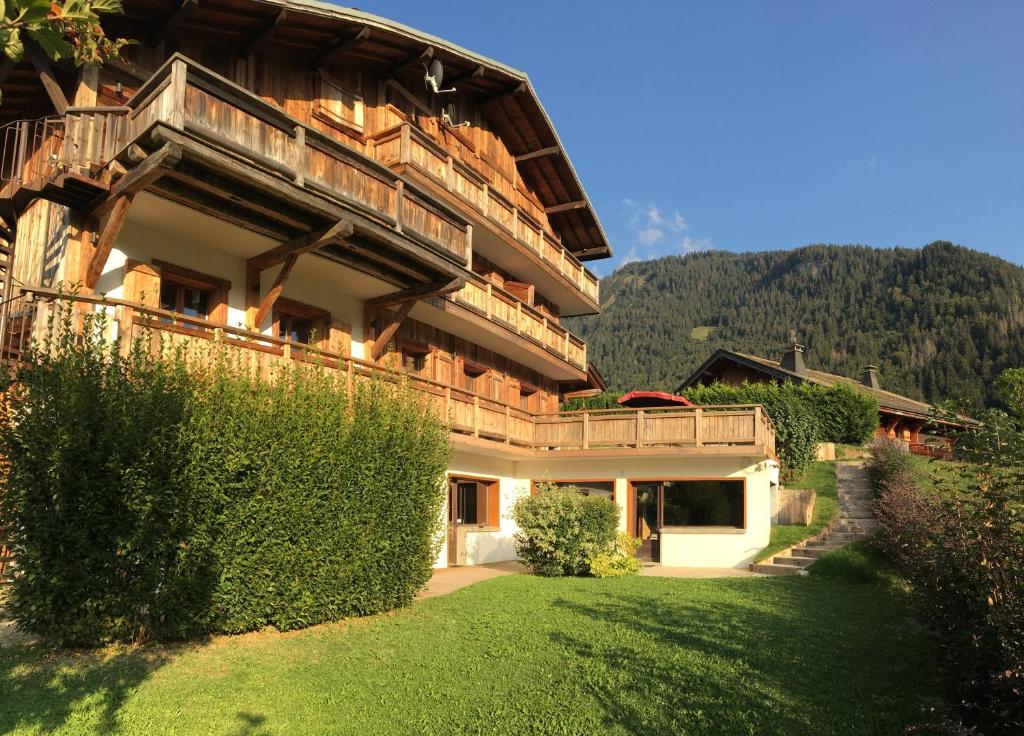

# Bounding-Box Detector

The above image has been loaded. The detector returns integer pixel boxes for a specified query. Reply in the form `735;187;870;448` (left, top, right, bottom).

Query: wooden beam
85;194;133;288
253;253;298;328
515;146;560;163
447;64;485;88
370;300;416;361
365;277;464;309
481;82;526;107
309;25;370;67
148;0;198;47
545;200;587;215
28;44;68;114
89;142;182;216
241;9;289;59
248;219;354;271
380;45;433;81
105;56;154;83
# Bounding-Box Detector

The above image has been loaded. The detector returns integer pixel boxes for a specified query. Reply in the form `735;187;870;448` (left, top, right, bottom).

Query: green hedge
509;485;618;576
0;309;450;645
683;382;878;478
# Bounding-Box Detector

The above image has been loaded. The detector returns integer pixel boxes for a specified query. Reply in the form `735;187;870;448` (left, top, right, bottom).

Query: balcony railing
371;122;599;304
448;277;587;369
4;288;775;458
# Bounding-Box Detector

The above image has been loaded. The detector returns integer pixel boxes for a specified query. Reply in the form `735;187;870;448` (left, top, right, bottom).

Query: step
842;510;877;519
772;555;816;567
750;563;803;576
802;542;846;553
824;532;872;543
792;546;834;558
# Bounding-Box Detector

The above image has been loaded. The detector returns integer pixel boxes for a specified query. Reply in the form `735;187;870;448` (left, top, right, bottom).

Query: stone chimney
861;365;880;390
780;341;806;376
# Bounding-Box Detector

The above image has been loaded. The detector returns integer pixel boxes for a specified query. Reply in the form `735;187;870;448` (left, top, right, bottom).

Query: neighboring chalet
680;343;966;453
0;0;778;568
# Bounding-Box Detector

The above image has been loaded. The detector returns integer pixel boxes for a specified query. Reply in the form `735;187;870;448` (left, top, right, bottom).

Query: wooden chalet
679;343;971;454
0;0;779;569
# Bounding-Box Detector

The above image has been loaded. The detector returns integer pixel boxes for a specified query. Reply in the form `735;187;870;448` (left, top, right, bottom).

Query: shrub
510;485;618;576
560;392;624;412
0;306;450;645
683;381;878;479
588;532;642;578
868;433;1023;734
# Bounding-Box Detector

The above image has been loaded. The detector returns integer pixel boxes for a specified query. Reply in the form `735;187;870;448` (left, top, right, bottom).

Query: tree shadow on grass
0;642;172;735
548;578;936;736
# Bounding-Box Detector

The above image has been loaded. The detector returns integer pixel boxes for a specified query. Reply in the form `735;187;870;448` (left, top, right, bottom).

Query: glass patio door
634;483;661;562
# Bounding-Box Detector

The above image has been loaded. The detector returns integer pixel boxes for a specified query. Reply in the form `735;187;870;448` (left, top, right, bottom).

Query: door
447;481;459;565
634;482;661;562
447;480;480;566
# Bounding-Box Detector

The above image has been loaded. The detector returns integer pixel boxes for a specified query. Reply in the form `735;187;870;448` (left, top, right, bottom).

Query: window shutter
123;259;161;307
486;482;501;527
316;72;364;133
329;319;351;355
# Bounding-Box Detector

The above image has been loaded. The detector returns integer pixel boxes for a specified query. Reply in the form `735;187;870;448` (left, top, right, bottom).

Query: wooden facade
0;0;778;465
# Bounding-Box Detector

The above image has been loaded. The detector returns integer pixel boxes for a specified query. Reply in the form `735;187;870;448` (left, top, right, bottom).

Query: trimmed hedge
684;381;878;478
0;309;450;645
510;485;618;576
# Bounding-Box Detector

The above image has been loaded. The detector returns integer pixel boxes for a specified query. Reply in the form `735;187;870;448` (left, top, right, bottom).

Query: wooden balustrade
370;121;600;305
112;55;472;266
448;277;588;368
12;288;776;456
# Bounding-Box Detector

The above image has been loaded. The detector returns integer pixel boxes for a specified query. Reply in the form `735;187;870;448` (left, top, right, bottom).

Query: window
542;481;614;500
518;383;537;412
153;260;229;325
273;298;329;349
315;71;364;136
661;480;744;528
400;341;430;376
461;359;487;393
449;477;500;528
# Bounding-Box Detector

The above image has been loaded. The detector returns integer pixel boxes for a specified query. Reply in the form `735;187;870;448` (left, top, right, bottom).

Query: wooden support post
365;277;463;309
505;405;511;445
485;282;493;319
292;125;305;187
85;194;133;289
582;411;590;450
695;407;703;447
244;262;259;330
445;385;452;421
473;395;480;437
168;59;187;128
755;406;764;447
253;253;298;329
247;219;353;271
394;179;405;233
369;300;415;361
636;410;645;448
28;44;69;114
89;142;182;216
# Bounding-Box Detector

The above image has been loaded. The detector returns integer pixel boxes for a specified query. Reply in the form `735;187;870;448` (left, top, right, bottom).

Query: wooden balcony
447;277;587;369
6;288;776;460
371;123;600;309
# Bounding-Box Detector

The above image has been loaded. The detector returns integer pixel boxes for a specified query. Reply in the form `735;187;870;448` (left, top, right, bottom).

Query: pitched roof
677;347;973;425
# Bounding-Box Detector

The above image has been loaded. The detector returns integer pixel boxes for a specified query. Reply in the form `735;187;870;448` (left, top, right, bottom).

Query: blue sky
353;0;1024;275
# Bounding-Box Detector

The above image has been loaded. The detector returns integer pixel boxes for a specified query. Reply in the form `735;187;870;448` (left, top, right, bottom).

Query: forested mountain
567;242;1024;408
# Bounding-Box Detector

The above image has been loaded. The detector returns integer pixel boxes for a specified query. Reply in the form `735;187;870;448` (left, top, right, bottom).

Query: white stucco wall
439;450;774;570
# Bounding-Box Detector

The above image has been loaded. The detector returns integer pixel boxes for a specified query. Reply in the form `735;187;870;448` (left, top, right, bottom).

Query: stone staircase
751;461;878;576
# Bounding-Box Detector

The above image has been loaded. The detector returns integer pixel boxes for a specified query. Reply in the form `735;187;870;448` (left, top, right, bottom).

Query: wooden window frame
399;339;431;377
517;381;538;412
314;70;365;140
152;259;230;326
449;475;501;530
272;296;330;350
626;477;747;536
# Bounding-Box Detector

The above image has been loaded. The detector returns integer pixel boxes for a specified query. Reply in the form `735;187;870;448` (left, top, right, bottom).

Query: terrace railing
371;122;599;304
5;288;776;457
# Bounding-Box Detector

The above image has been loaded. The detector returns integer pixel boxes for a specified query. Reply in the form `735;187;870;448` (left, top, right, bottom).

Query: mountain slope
567;242;1024;407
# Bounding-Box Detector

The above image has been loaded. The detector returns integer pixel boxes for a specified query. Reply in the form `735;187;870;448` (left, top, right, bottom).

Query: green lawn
0;572;941;735
756;461;838;561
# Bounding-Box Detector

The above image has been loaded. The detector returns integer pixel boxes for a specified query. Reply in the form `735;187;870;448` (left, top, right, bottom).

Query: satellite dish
424;59;456;95
442;103;470;129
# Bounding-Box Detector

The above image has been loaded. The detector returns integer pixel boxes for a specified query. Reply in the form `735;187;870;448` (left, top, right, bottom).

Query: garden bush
510;485;618;576
587;532;642;578
868;426;1023;734
684;381;878;479
0;306;450;645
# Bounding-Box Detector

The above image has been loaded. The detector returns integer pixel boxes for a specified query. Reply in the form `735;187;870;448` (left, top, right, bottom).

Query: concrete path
418;561;526;599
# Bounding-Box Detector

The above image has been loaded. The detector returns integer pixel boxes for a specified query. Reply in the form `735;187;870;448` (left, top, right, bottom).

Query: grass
756;461;838;561
0;573;941;736
808;540;899;586
689;325;715;341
